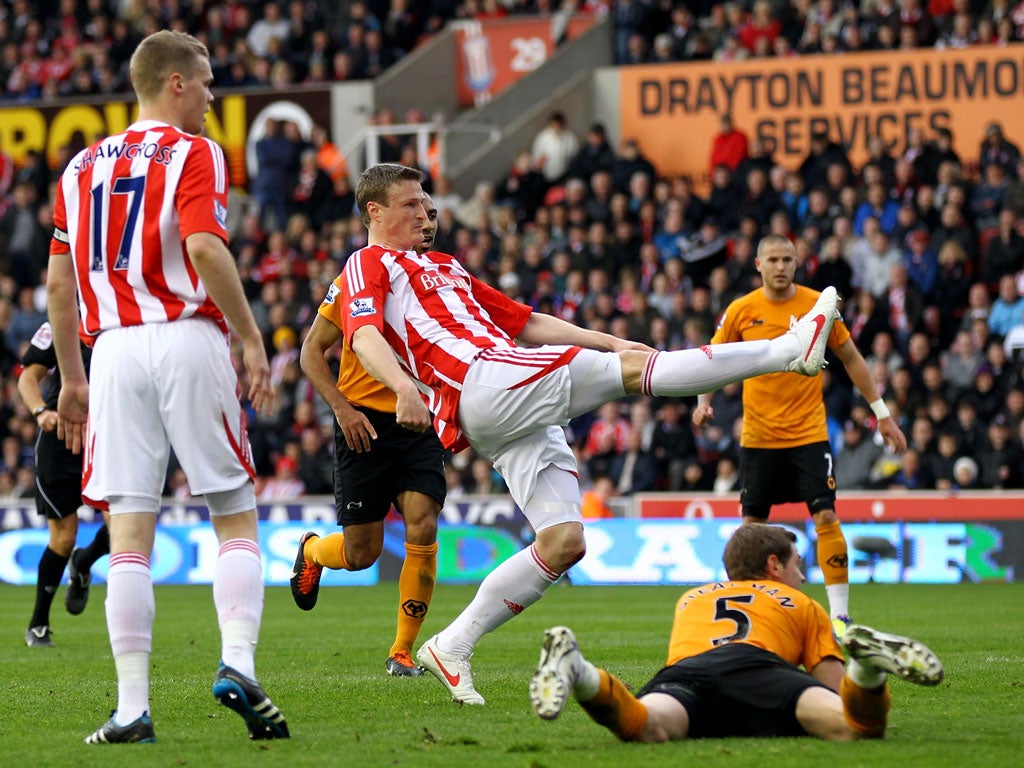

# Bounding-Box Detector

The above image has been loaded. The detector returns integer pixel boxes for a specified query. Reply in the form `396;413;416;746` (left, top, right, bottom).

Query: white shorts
458;345;624;511
84;318;255;512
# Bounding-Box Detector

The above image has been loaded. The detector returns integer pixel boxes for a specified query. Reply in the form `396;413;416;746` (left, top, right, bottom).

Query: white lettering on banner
0;519;1000;585
574;523;719;584
2;506;43;530
265;504;291;524
0;528;47;583
441;499;517;525
510;37;547;72
301;504;336;524
899;523;965;582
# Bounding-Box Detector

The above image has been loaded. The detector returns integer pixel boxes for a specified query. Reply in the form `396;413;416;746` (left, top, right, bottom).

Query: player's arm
834;338;907;453
807;657;844;692
185;231;275;417
17;363;57;433
46;249;88;454
350;326;431;433
300;315;377;452
516;311;654;353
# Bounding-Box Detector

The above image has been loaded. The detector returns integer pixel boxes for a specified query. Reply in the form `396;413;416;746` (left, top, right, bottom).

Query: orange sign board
619;45;1024;193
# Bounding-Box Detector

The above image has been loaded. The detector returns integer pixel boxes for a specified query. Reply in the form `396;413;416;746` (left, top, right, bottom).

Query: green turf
2;581;1022;767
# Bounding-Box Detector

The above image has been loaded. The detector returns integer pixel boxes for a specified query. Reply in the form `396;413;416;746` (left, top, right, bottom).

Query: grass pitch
2;581;1022;768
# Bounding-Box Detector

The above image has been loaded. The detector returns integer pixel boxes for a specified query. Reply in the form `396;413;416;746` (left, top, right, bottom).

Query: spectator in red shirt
709;113;749;178
738;0;782;53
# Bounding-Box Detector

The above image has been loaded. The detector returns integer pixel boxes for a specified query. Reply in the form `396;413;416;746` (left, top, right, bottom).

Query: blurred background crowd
1;0;1023;508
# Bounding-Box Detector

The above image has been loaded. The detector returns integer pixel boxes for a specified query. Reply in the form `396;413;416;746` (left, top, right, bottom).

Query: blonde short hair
129;30;209;103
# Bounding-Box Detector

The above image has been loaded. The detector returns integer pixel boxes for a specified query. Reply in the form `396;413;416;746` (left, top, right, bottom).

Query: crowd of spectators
0;0;597;101
1;1;1024;506
6;1;1024;102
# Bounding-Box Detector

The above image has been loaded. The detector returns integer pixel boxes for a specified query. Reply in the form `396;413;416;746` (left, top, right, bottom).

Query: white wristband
870;399;891;420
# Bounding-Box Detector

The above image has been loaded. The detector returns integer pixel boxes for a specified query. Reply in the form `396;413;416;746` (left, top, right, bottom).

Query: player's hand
691;403;714;427
613;339;656;353
242;339;276;416
36;410;58;433
337;408;377;452
395;390;431;433
56;380;89;454
878;417;907;453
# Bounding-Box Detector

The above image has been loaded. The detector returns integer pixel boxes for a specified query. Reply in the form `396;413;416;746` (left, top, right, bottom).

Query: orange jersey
710;285;850;448
318;276;397;412
666;579;842;671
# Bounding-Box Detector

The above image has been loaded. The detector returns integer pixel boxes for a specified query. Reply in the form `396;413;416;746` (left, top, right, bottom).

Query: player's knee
618;349;652;394
536;522;586;572
405;517;438;546
49;528;76;556
811;505;839;526
344;543;383;571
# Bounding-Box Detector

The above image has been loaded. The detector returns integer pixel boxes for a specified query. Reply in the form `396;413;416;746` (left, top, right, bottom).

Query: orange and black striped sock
840;674;891;738
579;669;648;741
389;542;437;658
305;533;350;570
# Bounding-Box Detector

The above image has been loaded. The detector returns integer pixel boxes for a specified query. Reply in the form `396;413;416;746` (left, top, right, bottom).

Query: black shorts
739;441;836;518
636;643;827;738
333;406;446;526
34;430;85;521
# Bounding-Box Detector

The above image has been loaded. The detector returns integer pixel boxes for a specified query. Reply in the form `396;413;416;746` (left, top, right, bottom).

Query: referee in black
18;321;109;647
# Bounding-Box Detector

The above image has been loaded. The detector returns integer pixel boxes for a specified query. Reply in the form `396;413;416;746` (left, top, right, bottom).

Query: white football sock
437;544;558;657
826;583;850;619
846;657;887;689
214;538;264;680
641;337;799;397
573;658;602;701
106;551;154;723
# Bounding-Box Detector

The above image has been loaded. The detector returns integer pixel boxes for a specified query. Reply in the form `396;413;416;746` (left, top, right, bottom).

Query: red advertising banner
619;45;1024;194
454;14;598;107
636;491;1024;523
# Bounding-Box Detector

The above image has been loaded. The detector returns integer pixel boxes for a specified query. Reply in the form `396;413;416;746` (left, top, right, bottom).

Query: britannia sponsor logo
419;272;470;292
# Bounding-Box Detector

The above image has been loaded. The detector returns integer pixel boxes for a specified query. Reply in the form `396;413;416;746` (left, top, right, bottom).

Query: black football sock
29;547;69;628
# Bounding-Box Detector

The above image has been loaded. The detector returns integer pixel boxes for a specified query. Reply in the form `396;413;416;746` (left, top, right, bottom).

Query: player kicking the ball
335;163;841;705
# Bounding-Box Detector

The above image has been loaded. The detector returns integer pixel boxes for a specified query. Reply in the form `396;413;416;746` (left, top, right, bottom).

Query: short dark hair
356;163;423;226
723;525;797;581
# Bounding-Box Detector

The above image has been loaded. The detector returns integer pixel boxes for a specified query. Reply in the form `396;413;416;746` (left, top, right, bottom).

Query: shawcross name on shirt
73;141;177;173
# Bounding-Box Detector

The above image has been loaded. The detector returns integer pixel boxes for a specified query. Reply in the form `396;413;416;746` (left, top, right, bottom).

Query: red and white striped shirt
337;245;532;449
50;119;230;338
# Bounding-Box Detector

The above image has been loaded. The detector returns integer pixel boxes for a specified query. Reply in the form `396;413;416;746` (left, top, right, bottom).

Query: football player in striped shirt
48;30;287;744
338;163;840;706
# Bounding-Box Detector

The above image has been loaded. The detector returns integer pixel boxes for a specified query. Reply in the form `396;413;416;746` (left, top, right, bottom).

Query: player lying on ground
530;524;943;741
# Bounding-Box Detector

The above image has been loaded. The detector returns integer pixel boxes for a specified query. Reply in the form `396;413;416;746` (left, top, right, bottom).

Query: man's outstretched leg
530;626;650;740
839;624;943;738
637;286;839;396
565;287;841;418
